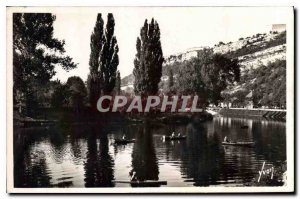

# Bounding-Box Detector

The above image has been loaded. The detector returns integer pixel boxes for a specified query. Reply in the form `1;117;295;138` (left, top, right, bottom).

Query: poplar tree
87;14;104;107
100;13;119;94
88;13;119;107
114;71;121;94
133;18;164;95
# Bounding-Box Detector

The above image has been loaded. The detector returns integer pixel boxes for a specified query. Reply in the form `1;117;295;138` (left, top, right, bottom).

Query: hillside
161;30;286;75
121;30;286;108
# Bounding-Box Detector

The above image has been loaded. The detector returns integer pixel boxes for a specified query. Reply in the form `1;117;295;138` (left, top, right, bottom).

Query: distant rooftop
272;24;286;32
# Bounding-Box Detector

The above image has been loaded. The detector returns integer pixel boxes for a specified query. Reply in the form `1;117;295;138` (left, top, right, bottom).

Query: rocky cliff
121;30;287;103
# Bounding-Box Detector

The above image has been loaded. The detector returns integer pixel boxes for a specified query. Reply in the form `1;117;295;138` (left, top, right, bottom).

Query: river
13;116;286;187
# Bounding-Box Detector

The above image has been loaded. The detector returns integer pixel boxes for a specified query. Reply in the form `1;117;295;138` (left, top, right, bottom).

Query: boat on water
241;125;249;129
222;141;255;147
114;139;135;144
163;135;187;141
113;180;167;186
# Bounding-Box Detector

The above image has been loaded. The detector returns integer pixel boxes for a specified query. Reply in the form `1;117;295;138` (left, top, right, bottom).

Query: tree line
13;12;241;117
160;49;241;106
225;59;286;108
13;13;122;116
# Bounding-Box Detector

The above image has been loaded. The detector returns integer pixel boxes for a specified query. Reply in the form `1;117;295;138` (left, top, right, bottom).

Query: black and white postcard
6;6;294;193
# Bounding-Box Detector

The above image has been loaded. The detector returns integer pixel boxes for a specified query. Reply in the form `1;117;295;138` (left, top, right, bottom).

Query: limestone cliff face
213;31;286;72
121;31;286;91
238;44;286;71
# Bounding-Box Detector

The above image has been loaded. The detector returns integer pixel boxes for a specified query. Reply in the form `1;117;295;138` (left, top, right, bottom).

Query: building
272;24;286;33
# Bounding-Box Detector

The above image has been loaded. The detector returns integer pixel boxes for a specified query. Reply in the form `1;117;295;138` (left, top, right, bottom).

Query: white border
6;6;295;194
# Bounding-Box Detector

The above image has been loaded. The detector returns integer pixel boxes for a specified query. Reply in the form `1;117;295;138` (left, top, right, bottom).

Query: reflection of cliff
213;117;254;142
131;123;159;181
159;119;274;186
183;128;222;186
252;120;286;166
84;128;114;187
161;123;224;186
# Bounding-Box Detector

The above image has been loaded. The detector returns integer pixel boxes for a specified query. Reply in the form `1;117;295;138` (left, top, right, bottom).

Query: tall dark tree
201;53;240;104
174;49;240;105
13;13;77;114
167;68;174;95
100;13;119;94
87;14;104;107
114;70;121;94
88;13;119;108
176;61;197;95
133;18;164;95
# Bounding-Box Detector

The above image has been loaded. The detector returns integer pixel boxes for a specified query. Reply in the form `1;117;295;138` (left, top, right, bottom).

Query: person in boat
122;135;126;140
171;132;175;138
224;136;230;143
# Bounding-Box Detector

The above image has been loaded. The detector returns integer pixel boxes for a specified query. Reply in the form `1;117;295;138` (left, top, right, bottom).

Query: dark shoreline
13;109;214;128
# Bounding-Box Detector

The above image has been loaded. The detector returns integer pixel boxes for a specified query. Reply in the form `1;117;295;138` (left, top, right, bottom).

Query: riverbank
219;108;286;121
14;108;213;127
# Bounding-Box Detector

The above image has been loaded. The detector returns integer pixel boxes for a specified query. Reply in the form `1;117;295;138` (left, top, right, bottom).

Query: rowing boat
241;125;249;129
113;180;167;186
114;139;135;144
222;141;255;147
163;135;187;140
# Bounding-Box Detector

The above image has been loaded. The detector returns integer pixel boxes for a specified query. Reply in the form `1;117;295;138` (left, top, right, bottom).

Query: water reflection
14;116;286;187
84;127;114;187
131;123;159;186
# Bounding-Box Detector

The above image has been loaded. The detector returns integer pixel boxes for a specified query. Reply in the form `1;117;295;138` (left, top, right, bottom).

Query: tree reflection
84;126;115;187
181;123;220;186
131;123;159;183
14;128;52;187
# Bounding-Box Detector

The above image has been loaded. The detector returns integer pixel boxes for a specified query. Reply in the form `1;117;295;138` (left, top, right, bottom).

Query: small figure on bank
122;135;126;140
178;132;181;137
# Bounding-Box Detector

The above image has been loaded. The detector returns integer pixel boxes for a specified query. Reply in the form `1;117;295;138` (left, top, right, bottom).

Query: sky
50;7;291;82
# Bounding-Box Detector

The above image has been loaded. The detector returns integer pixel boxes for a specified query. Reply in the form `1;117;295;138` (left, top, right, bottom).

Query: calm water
14;116;286;187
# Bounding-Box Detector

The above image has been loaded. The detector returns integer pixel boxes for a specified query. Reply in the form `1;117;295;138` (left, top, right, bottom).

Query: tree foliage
173;49;240;105
114;70;121;94
201;53;240;104
133;18;164;95
87;14;104;107
51;80;69;108
87;13;119;108
66;76;87;110
101;14;119;94
167;68;174;95
227;59;286;108
249;60;286;108
13;13;77;113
